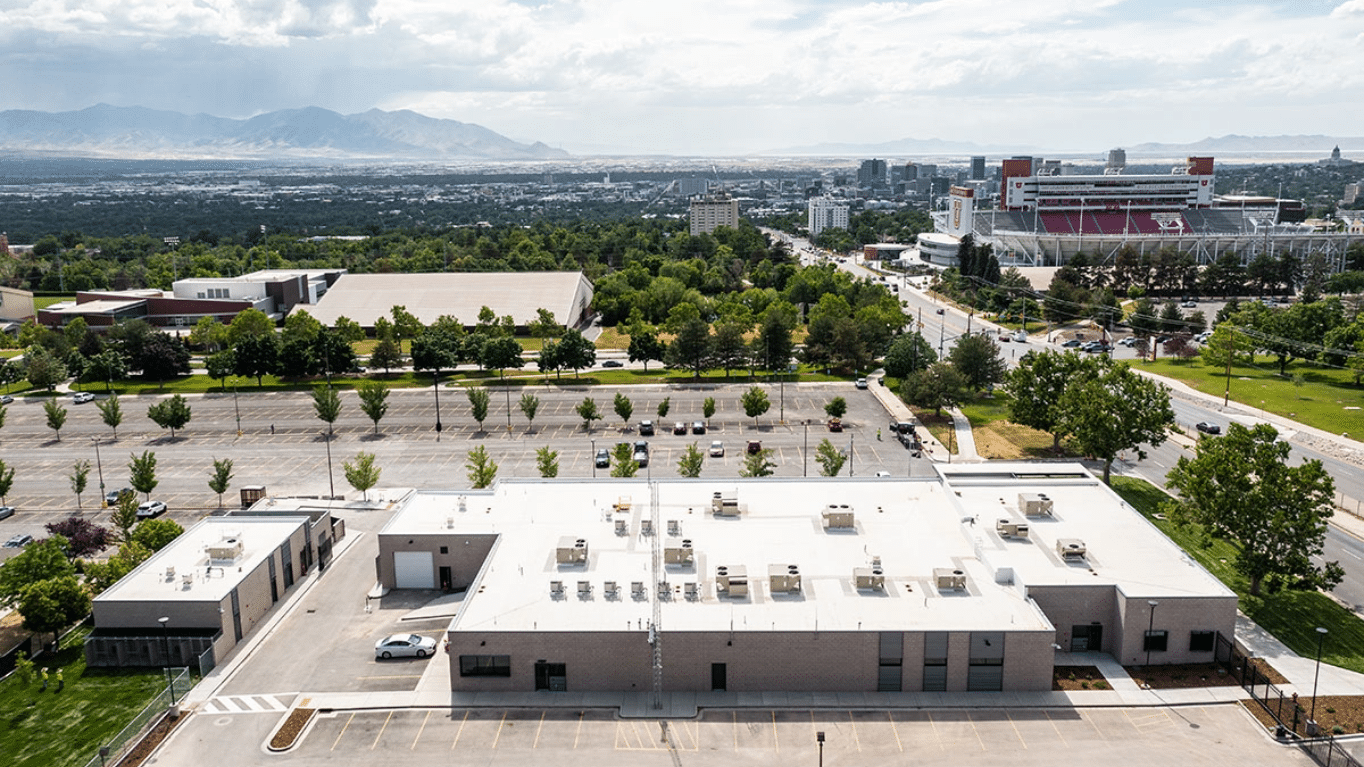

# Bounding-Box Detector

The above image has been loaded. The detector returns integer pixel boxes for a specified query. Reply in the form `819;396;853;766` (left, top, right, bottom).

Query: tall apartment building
689;191;740;235
971;157;986;180
808;197;850;238
857;159;887;186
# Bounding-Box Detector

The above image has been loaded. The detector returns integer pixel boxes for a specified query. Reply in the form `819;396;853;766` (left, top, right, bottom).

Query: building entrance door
1071;623;1103;652
711;663;727;691
535;661;567;691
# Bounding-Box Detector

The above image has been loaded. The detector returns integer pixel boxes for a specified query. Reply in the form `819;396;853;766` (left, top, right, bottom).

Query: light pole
591;438;597;478
323;430;335;499
158;616;175;704
232;376;242;436
816;730;825;767
92;437;106;507
1311;626;1328;726
433;369;443;442
803;421;809;477
1145;600;1159;668
505;379;512;433
848;432;854;477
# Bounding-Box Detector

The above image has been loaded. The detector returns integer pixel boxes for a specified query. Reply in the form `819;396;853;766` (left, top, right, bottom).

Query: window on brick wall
1189;631;1214;653
1143;630;1169;652
459;655;511;677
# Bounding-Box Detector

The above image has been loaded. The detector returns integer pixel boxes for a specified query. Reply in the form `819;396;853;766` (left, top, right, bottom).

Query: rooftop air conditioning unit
550;580;564;596
1018;492;1054;517
604;581;618;598
1057;539;1087;559
995;518;1030;539
206;535;245;563
640;519;654;536
821;504;855;529
712;491;742;517
577;580;592;597
934;567;967;591
615;518;628;536
658;581;671;600
667;519;681;537
768;564;802;593
715;565;748;597
684;582;699;600
632;581;646;599
664;538;695;565
854;566;885;591
555;536;589;564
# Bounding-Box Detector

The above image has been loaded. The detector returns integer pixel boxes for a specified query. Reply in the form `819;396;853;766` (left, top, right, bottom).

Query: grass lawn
1138;356;1364;437
1110;476;1364;675
1;627;173;767
958;392;1063;459
0;349;21;359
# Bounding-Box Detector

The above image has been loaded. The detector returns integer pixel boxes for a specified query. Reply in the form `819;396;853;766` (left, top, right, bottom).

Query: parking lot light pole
92;437;106;506
817;730;825;767
158;616;175;704
1145;600;1159;668
803;421;809;477
1311;627;1328;725
323;430;335;499
232;376;242;436
591;438;596;478
433;370;443;442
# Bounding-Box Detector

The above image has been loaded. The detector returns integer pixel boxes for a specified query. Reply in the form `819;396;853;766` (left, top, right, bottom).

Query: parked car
1195;422;1222;435
136;500;167;519
72;392;96;404
633;440;650;467
1181;300;1197;308
709;441;725;457
1061;339;1081;348
746;440;762;455
673;422;687;435
1118;337;1137;347
3;533;32;548
602;360;623;368
594;448;610;469
855;378;868;389
106;487;133;506
934;308;945;315
0;394;12;405
0;506;15;521
691;421;706;435
638;420;654;436
374;633;438;659
827;418;843;432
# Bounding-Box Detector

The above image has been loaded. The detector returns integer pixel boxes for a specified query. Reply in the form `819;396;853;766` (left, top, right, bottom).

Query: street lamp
1311;626;1328;726
92;437;106;507
816;730;825;767
433;370;443;442
232;376;242;436
323;430;335;499
803;421;809;477
158;616;175;704
1145;600;1159;668
591;438;597;478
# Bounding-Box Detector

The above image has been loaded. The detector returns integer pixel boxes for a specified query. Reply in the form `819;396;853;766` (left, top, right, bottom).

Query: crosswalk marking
200;694;292;715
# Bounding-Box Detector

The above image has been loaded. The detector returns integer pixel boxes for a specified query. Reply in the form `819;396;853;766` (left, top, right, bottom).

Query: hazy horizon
2;0;1363;156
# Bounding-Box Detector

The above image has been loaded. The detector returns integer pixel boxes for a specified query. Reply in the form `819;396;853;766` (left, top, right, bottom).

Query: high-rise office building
857;159;887;186
971;157;986;180
808;197;850;238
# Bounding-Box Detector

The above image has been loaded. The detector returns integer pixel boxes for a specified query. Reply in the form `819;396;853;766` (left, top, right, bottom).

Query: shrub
1333;725;1345;735
1080;681;1090;689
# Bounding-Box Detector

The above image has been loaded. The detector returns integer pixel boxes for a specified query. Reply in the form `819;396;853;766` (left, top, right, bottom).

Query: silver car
375;633;438;659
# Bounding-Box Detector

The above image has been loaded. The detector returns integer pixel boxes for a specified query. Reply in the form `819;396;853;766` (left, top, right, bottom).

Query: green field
1;628;174;767
1138;356;1364;437
1111;476;1364;674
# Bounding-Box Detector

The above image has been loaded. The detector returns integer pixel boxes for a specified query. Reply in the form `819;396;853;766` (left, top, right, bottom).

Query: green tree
627;326;667;371
536;447;559;478
740;448;776;478
666;317;711;377
815;439;847;477
710;320;749;377
369;335;405;374
555;329;597;377
754;305;796;371
466;446;498;489
1053;362;1173;484
129;519;184;551
97;392;123;439
228;307;275;344
17;575;90;646
677;443;705;478
1005;351;1098;451
69;460;90;511
25;346;68;391
613;392;634;428
232;332;280;385
205;349;235;389
390;305;424;343
740;386;770;427
189;316;229;352
702;396;716;423
0;537;74;607
948;333;1007;392
83;541;152;594
147;394;192;438
824;396;848;420
575;396;602;431
1166;422;1342;596
128;451;158;500
0;459;13;504
901;363;968;416
610;442;638;478
208;457;234;508
467;387;491;432
344;451;382;501
519;392;540;432
43;399;67;441
883;332;937;379
657;397;672;419
357;381;390;435
480;336;524;379
110;492;139;542
83;349;129;391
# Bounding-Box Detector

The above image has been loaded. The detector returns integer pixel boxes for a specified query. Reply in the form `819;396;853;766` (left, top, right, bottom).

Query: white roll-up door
393;551;435;589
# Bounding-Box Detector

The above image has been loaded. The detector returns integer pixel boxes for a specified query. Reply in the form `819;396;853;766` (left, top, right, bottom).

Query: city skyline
0;0;1362;156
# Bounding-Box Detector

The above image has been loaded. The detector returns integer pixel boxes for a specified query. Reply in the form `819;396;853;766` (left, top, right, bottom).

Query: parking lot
283;704;1307;766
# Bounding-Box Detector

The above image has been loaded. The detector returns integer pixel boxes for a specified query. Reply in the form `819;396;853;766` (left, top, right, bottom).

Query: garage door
393;552;434;589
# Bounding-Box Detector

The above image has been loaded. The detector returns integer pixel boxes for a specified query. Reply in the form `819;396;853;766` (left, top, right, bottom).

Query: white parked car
375;633;438;659
709;440;725;457
136;500;167;519
72;392;96;404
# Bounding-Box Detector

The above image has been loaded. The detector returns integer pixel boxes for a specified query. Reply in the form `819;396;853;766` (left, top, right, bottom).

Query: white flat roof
96;517;308;604
306;271;592;328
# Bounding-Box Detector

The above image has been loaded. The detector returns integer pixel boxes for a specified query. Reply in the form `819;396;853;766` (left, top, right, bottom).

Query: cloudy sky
1;0;1362;155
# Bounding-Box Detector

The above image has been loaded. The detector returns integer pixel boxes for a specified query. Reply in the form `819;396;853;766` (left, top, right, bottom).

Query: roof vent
934;568;967;591
1057;538;1087;559
712;491;742;517
555;536;589;564
715;565;748;597
664;538;695;566
854;566;885;591
769;564;802;594
206;535;244;563
995;518;1029;539
1018;492;1053;517
821;504;855;529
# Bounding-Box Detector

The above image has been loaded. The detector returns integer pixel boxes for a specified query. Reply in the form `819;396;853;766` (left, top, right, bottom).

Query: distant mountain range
761;137;1033;156
0;104;569;160
763;134;1364;159
1126;134;1364;155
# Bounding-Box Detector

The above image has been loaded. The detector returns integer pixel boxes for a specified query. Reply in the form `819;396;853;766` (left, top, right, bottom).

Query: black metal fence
1215;631;1362;767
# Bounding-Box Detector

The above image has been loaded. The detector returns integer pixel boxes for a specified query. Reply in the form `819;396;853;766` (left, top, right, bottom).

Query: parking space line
533;711;545;748
371;710;393;750
849;711;862;752
451;710;469;750
733;712;738;750
491;711;507;749
1006;710;1027;749
412;710;431;749
574;711;583;749
888;711;903;752
968;713;986;751
927;710;944;751
331;713;355;751
772;711;779;753
1081;709;1107;739
1043;709;1067;745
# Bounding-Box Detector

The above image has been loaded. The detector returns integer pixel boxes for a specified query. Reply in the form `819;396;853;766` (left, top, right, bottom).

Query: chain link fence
80;666;189;767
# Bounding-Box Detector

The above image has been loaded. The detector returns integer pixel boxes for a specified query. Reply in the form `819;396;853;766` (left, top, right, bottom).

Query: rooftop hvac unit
933;568;967;591
995;519;1030;539
640;519;654;536
615;518;628;536
604;581;618;598
667;519;681;537
206;535;245;563
715;565;748;597
854;566;885;591
445;516;455;530
555;536;589;564
664;538;695;565
1057;538;1087;559
1018;492;1054;517
577;580;592;597
768;564;802;593
550;580;564;596
632;581;646;599
821;504;855;529
712;491;742;517
684;582;699;600
658;581;671;600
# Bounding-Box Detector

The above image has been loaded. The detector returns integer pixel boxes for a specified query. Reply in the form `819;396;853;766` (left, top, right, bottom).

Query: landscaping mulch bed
269;708;316;751
1241;695;1364;737
1125;659;1286;689
1053;666;1113;691
117;710;188;767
